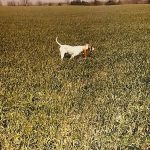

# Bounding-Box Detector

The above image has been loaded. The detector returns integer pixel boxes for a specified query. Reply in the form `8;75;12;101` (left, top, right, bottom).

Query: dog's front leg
82;48;87;59
70;54;75;60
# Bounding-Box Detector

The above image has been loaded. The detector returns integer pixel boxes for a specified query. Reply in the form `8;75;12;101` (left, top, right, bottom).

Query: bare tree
0;0;3;6
7;0;16;6
20;0;30;6
94;0;97;5
93;0;103;5
66;0;70;4
36;1;43;6
0;0;2;6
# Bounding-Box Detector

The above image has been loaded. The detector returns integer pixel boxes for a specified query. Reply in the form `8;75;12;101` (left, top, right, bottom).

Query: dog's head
85;44;95;53
88;45;95;53
82;44;94;59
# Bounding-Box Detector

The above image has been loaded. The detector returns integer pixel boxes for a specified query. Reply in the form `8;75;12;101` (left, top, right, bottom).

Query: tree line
0;0;149;6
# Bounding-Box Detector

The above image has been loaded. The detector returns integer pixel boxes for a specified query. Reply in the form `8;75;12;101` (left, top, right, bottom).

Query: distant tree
131;0;138;3
106;0;120;5
20;0;30;6
42;2;49;6
0;0;2;6
28;1;33;5
58;2;62;6
66;0;70;4
94;0;98;5
7;1;16;6
70;0;89;5
71;0;81;4
48;2;53;6
93;0;104;5
36;1;43;6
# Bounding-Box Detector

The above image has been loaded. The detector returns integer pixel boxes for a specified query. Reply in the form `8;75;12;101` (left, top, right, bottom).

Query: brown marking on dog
82;48;87;59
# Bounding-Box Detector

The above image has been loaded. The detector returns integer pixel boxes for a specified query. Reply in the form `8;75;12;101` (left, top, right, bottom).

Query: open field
0;5;150;149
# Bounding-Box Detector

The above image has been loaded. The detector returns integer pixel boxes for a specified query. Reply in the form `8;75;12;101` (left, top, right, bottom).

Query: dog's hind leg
70;54;76;60
60;52;65;60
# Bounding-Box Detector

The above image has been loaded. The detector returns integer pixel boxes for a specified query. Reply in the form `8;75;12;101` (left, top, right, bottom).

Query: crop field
0;5;150;150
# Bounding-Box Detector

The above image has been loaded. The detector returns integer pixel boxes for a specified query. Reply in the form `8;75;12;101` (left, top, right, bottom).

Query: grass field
0;5;150;150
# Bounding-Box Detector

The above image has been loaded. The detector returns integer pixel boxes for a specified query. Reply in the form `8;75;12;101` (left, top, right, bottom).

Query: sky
1;0;96;5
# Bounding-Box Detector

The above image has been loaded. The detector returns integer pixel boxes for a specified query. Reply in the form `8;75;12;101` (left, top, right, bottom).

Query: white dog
56;37;94;60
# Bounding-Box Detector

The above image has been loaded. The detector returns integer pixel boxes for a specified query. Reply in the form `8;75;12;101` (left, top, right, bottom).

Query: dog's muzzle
89;46;94;53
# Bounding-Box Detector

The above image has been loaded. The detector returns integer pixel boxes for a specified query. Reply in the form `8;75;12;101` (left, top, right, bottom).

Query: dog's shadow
63;53;80;60
64;53;71;59
64;52;93;60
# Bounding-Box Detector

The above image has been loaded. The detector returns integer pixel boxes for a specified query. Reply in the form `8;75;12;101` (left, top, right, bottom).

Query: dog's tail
56;37;61;46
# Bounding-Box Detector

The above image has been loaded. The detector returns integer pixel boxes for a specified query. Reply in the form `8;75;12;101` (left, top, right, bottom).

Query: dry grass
0;5;150;149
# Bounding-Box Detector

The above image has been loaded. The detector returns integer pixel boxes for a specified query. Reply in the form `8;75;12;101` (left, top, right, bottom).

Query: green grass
0;5;150;149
